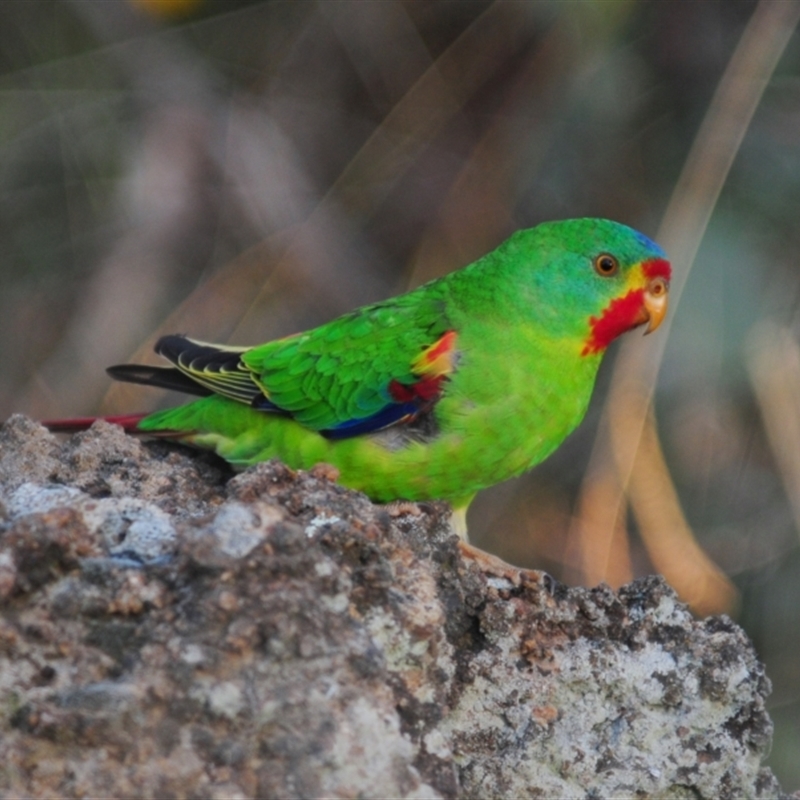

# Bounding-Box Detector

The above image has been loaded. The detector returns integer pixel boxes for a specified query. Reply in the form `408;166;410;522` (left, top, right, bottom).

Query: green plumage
241;293;450;429
128;218;669;517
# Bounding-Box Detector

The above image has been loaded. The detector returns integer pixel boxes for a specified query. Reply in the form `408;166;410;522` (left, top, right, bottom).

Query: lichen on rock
0;415;787;798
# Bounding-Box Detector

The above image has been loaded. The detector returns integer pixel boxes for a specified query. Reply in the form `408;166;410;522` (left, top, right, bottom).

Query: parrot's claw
457;541;552;589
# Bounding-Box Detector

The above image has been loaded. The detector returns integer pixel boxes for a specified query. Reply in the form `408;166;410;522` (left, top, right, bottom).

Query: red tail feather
42;414;149;434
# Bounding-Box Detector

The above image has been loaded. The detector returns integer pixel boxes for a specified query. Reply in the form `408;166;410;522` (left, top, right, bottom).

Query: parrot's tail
42;413;177;435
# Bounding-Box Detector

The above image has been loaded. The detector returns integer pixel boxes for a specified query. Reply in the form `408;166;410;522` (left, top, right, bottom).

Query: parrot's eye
594;254;619;277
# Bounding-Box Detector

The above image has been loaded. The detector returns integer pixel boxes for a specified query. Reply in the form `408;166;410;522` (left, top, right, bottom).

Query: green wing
242;291;456;433
152;288;459;437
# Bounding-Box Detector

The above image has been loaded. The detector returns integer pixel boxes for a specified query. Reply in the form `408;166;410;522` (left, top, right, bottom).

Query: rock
0;416;787;798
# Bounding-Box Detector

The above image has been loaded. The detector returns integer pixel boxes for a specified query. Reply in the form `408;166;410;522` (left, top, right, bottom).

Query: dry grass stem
746;322;800;543
572;0;800;611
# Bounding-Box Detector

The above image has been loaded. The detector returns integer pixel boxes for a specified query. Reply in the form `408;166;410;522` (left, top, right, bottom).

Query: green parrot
46;219;670;544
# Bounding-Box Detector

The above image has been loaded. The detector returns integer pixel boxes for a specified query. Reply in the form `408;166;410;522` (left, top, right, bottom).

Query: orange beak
643;275;669;334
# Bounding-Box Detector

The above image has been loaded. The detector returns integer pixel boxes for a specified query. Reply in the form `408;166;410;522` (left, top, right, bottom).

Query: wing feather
149;289;459;439
241;290;458;435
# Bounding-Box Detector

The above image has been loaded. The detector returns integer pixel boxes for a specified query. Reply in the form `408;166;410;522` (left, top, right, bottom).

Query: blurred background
1;0;799;787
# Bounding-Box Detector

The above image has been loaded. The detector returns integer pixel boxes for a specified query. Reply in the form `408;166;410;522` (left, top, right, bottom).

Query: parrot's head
506;219;671;355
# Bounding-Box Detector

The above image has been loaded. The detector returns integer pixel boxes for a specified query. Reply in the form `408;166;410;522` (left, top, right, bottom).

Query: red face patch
643;257;671;282
582;288;648;356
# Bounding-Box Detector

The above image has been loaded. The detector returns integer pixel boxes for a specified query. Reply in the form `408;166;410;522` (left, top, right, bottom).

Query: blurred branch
626;405;739;617
317;1;531;217
572;0;800;613
746;322;800;544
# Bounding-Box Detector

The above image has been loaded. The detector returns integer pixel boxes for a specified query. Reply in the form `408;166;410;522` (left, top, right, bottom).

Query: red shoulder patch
389;330;458;405
413;330;458;376
388;375;447;404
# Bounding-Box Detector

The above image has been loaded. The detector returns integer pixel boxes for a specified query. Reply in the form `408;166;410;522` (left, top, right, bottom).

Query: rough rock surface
0;415;786;799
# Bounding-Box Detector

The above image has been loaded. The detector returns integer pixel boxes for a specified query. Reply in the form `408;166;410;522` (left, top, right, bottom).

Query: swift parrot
45;218;670;548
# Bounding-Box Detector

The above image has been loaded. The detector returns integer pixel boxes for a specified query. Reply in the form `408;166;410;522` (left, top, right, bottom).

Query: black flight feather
106;364;213;398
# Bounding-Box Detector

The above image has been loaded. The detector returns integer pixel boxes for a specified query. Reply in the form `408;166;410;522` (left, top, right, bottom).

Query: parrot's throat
582;288;647;356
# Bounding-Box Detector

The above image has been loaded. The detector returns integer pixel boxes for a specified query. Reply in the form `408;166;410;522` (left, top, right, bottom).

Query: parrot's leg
450;506;469;541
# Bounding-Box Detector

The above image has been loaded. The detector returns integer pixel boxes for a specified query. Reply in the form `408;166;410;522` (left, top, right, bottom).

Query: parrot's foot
457;541;553;590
